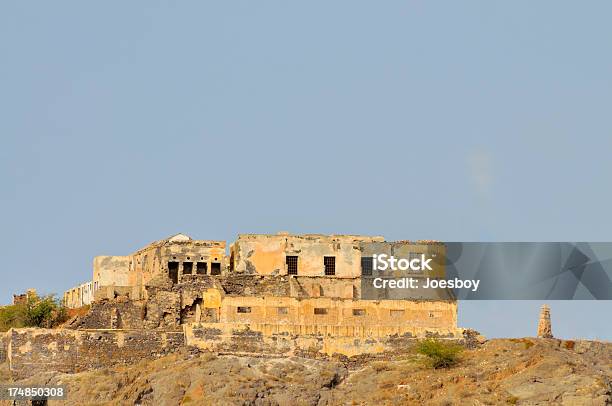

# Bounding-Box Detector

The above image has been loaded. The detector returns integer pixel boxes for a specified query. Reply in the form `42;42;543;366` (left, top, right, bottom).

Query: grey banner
360;242;612;300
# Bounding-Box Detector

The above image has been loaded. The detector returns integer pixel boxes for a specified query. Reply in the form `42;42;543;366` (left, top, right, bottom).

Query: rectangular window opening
168;262;179;284
237;306;251;313
314;308;328;315
183;262;193;275
361;256;373;276
277;307;288;315
352;309;366;316
196;262;207;275
409;252;423;268
324;256;336;276
286;256;298;275
211;262;221;275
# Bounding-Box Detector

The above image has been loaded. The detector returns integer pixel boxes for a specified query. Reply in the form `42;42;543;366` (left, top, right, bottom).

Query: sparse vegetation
510;338;535;350
0;293;68;331
506;395;519;404
3;339;610;405
371;361;391;372
416;339;462;369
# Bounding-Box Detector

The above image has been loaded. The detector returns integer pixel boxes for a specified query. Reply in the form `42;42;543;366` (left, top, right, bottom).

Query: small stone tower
537;304;553;338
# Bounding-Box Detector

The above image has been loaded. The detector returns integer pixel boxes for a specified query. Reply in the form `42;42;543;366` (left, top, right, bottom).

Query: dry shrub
371;361;391;372
416;339;462;369
510;338;534;350
506;395;519;404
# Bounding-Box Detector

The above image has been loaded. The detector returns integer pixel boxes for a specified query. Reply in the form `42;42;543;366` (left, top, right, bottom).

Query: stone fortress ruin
64;232;458;337
2;233;464;378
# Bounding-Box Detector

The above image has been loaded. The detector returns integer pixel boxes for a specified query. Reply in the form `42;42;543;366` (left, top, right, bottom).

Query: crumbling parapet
6;328;184;379
183;322;460;358
537;304;553;338
12;288;36;305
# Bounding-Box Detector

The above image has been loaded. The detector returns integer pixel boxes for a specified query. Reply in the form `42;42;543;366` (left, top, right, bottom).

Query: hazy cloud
467;149;494;199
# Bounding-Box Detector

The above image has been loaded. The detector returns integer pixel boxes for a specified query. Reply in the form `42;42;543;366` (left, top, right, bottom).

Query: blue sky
1;2;611;339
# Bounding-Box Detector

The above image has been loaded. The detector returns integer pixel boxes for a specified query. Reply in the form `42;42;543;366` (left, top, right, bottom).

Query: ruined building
62;233;458;339
12;288;37;305
1;233;463;378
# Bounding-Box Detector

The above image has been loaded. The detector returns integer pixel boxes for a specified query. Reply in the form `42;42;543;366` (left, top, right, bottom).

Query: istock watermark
372;254;433;272
371;276;480;291
360;242;612;300
368;253;480;294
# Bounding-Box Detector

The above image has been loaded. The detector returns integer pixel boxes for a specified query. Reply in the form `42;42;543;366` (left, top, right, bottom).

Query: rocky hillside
1;338;610;405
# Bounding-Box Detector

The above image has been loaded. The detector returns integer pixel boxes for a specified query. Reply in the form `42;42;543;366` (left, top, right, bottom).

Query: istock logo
373;254;433;272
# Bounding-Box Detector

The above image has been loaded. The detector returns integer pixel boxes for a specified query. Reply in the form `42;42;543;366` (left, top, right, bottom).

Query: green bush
0;304;23;330
0;293;68;331
416;339;462;369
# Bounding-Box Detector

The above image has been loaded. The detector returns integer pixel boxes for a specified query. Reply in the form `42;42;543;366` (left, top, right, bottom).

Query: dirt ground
1;338;610;405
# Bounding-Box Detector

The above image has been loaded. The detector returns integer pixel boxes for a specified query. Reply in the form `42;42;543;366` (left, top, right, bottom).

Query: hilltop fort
2;233;463;379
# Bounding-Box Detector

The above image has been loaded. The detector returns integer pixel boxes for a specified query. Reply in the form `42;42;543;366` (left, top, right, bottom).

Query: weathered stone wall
93;285;142;302
0;332;6;364
131;238;227;289
72;279;217;330
184;323;459;358
63;281;94;309
230;234;384;277
69;299;149;330
93;255;130;287
290;276;359;298
86;235;227;306
218;297;457;332
185;274;350;299
218;274;292;296
71;276;457;335
229;234;447;281
7;328;184;379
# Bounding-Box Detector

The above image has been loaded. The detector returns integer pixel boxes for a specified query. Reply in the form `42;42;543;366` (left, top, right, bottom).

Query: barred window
409;252;424;272
286;256;298;275
237;307;251;313
361;256;373;276
277;307;288;315
352;309;366;316
324;256;336;276
314;308;328;315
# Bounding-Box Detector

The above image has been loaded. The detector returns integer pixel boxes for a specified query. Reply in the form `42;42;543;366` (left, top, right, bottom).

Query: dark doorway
196;262;207;275
180;298;203;324
168;262;179;283
183;262;193;275
211;262;221;275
